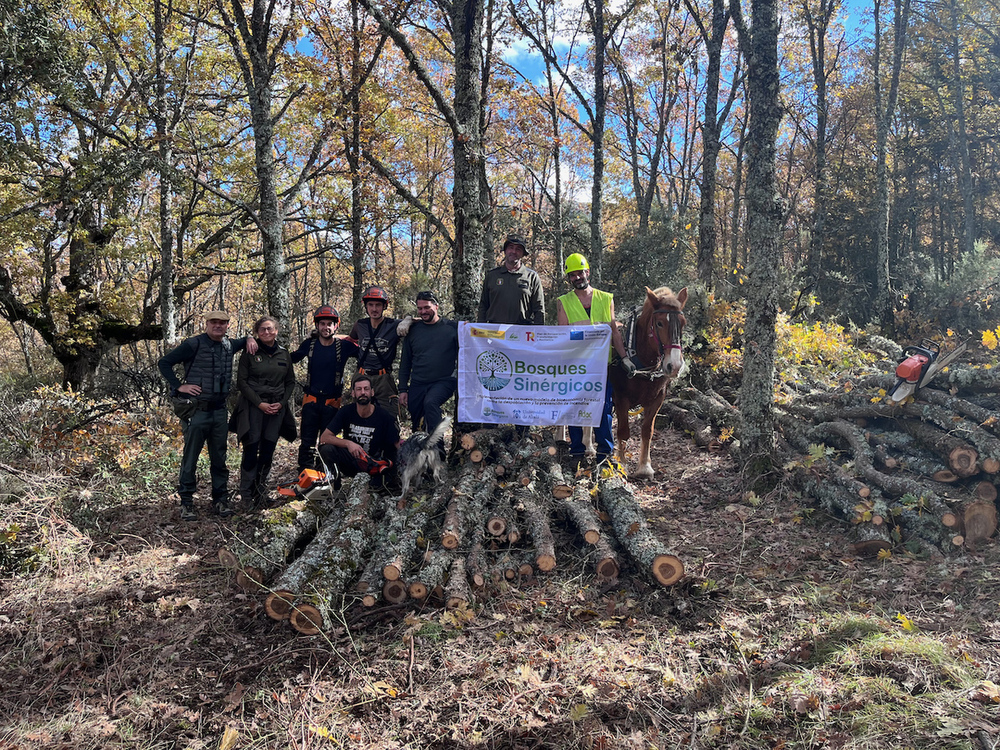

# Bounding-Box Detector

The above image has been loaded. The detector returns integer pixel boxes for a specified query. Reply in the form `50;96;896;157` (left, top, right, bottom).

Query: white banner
457;322;611;427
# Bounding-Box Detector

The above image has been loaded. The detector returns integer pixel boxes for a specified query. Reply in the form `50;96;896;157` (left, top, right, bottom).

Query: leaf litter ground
1;421;999;750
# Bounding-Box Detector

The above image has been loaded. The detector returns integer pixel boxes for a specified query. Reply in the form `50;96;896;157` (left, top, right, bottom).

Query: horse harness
621;305;684;380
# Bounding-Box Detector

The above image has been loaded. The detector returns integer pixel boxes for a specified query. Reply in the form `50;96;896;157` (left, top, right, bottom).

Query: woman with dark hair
230;316;296;507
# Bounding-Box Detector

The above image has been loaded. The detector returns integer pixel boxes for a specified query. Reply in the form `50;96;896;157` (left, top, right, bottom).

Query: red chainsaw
885;338;967;403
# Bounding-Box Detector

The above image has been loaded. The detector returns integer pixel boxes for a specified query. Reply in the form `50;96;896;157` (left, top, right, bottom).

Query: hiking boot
180;504;198;522
212;499;236;518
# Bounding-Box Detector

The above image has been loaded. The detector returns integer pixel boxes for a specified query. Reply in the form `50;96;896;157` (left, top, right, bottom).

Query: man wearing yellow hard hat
556;253;634;460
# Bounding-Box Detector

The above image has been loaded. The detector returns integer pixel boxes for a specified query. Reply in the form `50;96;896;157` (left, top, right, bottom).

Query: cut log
221;500;323;587
589;534;620;581
849;524;893;557
543;459;573;499
459;425;517;453
289;603;323;636
964;501;998;544
466;542;488;589
597;474;684;586
445;557;471;609
485;487;517;538
265;475;373;622
901;420;979;477
441;463;495;550
559;479;602;545
516;485;556;572
408;549;454;600
658;402;714;447
382;578;408;604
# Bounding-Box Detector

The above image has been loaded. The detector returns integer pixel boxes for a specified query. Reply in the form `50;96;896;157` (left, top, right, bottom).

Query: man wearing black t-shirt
318;375;401;483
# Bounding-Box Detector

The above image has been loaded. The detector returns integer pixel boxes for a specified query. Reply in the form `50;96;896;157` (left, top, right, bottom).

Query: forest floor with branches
1;376;1000;749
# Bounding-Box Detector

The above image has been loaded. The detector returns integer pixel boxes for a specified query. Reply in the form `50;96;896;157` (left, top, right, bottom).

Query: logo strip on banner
457;323;611;428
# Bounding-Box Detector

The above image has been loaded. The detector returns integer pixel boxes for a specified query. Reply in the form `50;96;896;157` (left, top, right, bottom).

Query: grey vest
184;333;234;400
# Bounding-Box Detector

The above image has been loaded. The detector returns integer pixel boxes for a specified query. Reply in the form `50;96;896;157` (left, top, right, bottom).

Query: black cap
415;290;439;304
502;233;529;255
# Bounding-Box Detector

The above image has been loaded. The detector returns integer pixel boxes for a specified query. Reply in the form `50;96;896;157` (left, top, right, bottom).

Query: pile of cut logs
219;427;683;635
657;350;1000;555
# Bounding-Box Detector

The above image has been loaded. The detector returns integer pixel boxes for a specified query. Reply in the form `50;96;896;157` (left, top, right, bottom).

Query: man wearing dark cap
477;233;545;325
158;310;257;521
290;305;359;472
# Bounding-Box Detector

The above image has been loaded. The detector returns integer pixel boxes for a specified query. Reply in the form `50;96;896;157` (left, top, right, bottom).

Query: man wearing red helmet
346;285;408;419
290;305;359;472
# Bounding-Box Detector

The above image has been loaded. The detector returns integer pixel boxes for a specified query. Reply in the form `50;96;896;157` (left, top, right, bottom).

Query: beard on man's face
355;395;372;405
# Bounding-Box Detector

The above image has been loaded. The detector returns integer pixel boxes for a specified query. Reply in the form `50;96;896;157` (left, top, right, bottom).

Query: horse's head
643;286;687;376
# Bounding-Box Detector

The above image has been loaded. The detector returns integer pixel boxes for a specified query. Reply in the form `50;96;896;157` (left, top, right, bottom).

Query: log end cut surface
850;539;892;557
236;567;264;591
290;604;323;635
965;501;998;543
217;548;239;569
264;590;295;621
652;555;684;586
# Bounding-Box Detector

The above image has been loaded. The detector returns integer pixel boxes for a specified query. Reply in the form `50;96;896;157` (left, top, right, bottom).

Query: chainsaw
884;338;967;403
277;456;341;502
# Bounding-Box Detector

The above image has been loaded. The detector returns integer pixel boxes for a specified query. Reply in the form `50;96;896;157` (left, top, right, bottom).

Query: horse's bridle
632;309;684;380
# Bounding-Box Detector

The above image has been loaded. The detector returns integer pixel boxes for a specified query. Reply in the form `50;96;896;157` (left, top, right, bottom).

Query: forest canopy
0;0;998;391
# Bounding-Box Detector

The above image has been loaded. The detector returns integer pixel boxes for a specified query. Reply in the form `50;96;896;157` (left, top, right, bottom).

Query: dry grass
1;391;1000;749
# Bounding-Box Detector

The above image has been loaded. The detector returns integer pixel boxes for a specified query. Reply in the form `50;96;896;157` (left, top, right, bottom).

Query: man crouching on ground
317;374;401;489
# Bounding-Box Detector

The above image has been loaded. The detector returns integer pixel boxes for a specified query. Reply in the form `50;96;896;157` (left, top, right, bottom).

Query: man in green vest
555;253;634;459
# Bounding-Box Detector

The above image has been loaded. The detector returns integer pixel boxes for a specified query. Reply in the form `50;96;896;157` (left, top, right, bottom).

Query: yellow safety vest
559;289;614;361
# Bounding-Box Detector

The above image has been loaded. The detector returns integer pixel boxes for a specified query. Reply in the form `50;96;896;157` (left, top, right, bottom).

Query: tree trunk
732;0;783;473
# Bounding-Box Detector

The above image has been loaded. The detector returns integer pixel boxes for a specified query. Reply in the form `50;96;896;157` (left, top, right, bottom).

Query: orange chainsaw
885;338;967;403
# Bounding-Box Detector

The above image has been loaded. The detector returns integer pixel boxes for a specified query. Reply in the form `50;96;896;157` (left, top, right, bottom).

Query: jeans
407;378;456;433
569;378;614;457
178;407;230;503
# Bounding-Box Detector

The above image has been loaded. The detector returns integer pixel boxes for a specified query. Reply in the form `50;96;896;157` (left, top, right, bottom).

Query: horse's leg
583;426;596;458
633;392;666;480
614;400;630;461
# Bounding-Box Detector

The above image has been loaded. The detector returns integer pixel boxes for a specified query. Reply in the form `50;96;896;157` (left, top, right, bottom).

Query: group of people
159;234;634;521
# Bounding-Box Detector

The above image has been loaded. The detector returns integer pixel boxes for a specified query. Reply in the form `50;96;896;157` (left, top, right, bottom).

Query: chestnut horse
608;286;688;479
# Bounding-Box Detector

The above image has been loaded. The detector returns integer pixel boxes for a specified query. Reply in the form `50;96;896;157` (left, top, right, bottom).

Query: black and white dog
397;417;451;498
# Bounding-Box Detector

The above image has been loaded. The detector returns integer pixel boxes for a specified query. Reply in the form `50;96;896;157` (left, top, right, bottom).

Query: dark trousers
179;408;229;504
298;400;337;470
569;379;614;458
318;444;397;478
239;439;277;501
407;378;456;432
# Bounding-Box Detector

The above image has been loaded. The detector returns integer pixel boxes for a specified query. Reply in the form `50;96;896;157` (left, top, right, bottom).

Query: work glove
396;315;414;337
620;356;637;378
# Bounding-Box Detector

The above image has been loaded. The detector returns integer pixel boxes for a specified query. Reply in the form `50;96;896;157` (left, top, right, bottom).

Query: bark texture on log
265;476;373;621
518;485;556;572
598;474;683;585
560;480;602;545
445;557;471;609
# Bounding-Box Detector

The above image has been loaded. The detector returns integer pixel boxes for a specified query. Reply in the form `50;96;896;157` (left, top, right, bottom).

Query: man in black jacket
158;310;256;520
290;305;359;472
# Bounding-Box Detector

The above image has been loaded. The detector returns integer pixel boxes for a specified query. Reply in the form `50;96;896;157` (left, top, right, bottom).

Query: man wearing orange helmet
346;285;407;419
290;305;359;472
